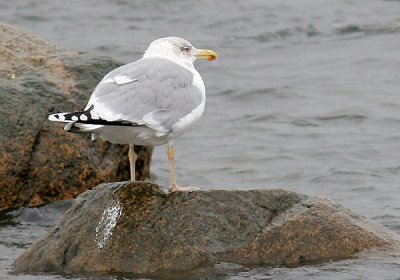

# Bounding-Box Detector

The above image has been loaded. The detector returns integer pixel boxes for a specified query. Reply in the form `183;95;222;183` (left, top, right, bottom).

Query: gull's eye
181;46;191;53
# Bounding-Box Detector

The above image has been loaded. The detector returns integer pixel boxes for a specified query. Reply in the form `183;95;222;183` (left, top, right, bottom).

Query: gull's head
143;37;218;65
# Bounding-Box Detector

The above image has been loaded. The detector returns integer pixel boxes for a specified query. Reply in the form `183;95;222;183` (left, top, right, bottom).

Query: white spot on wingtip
49;114;67;121
80;114;88;121
95;200;122;251
48;114;57;121
71;116;78;121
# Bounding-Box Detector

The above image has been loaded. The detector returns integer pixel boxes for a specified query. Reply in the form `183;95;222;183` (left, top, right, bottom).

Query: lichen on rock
95;199;123;251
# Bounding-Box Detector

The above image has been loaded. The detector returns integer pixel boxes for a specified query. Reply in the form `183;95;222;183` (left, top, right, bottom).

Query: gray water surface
1;0;400;279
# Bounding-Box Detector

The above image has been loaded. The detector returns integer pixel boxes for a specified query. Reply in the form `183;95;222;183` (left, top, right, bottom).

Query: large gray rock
0;23;153;210
15;182;400;277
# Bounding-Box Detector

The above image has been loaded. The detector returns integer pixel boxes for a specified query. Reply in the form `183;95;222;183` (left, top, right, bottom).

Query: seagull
48;37;217;192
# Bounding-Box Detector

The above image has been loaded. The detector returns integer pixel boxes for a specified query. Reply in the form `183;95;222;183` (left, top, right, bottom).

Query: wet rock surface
0;23;152;210
15;182;400;277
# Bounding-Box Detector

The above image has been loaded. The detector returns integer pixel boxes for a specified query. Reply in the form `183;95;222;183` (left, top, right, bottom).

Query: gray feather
85;57;203;133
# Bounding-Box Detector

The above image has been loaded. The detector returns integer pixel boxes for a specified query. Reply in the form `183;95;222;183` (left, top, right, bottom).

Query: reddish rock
15;181;400;277
0;23;153;210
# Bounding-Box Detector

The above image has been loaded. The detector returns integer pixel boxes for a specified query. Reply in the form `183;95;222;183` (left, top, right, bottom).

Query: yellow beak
195;49;218;61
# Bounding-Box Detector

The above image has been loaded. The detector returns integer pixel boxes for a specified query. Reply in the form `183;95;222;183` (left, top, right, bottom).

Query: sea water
1;0;400;279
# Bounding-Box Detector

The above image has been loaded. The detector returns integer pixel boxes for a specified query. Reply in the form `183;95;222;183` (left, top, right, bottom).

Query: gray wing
85;57;203;134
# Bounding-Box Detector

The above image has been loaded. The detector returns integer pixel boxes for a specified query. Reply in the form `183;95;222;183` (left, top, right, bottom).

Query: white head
143;37;217;65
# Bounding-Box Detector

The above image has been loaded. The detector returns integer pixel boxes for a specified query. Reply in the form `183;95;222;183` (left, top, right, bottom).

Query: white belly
96;126;171;146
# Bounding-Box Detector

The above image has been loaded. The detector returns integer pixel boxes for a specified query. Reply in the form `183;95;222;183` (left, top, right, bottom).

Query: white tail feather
73;123;103;132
